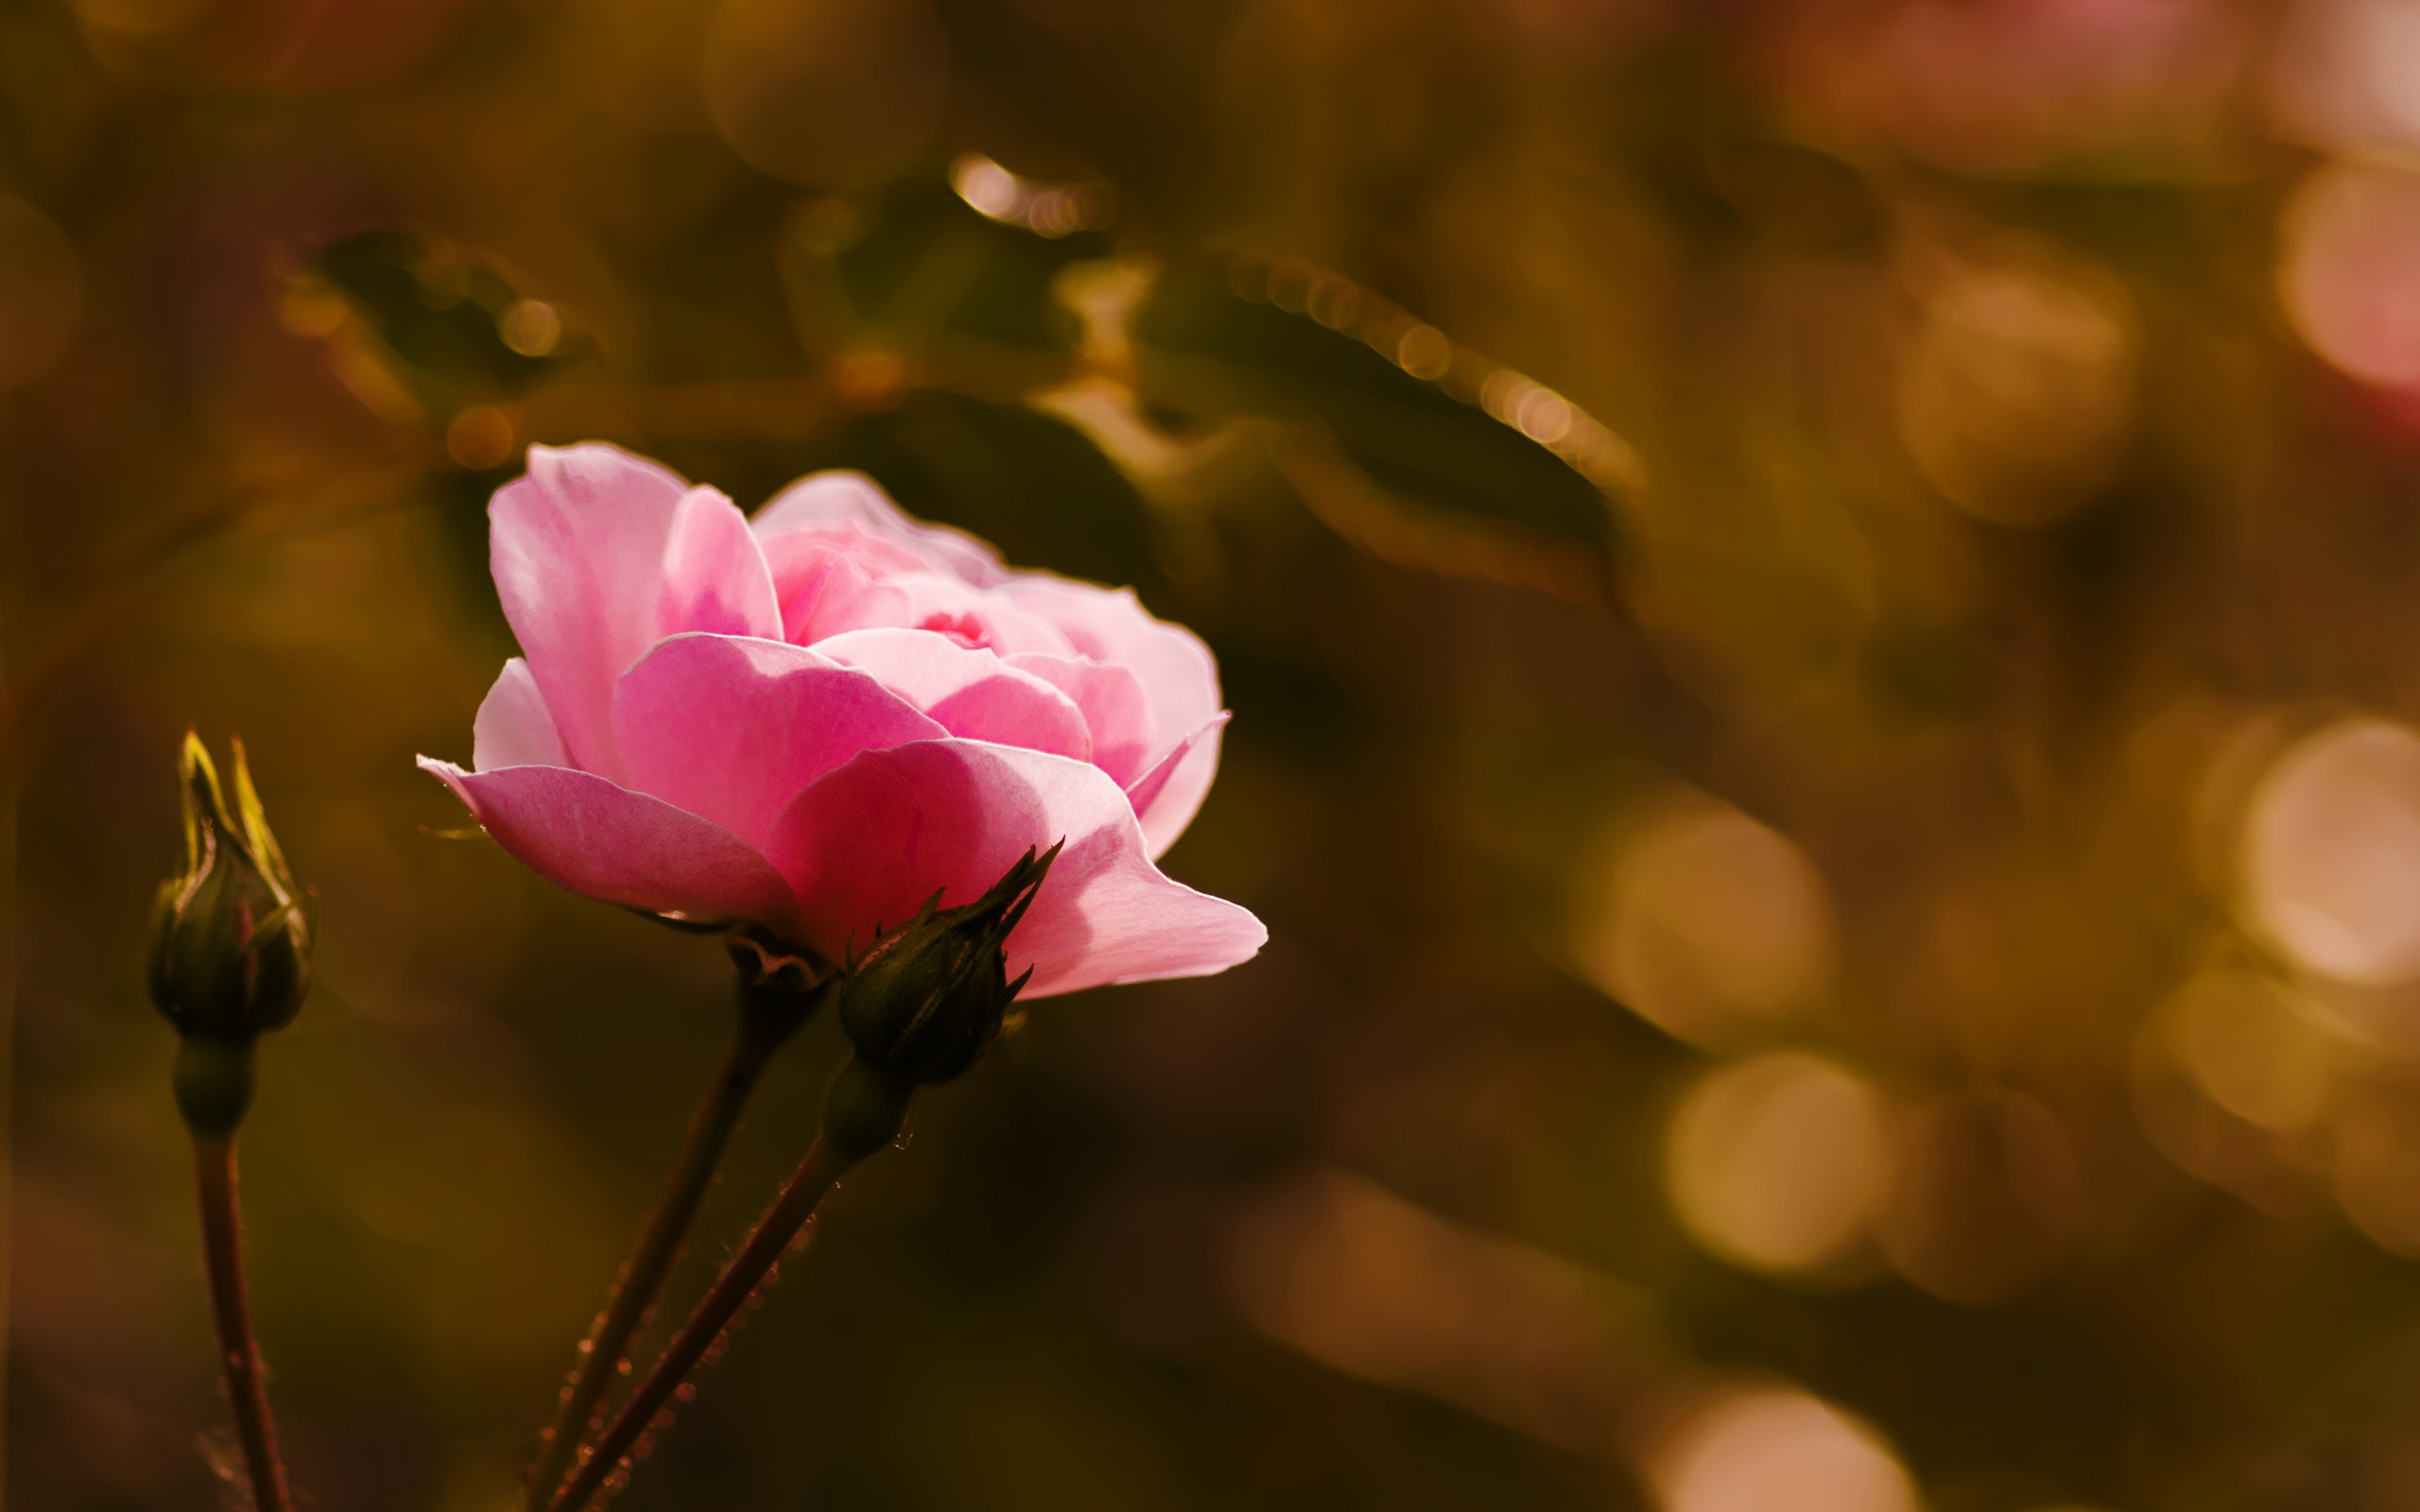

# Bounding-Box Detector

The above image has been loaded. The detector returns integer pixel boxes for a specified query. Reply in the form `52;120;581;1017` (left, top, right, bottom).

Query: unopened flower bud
837;843;1059;1087
148;733;312;1054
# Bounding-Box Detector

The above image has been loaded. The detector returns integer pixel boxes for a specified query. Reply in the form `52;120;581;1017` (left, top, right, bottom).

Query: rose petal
814;627;1092;760
994;578;1222;742
611;633;945;850
1125;713;1228;859
753;470;1007;585
764;739;1266;996
819;571;1076;658
760;530;918;644
490;446;781;782
472;658;570;771
490;443;692;778
660;486;782;643
419;757;799;933
1006;652;1154;787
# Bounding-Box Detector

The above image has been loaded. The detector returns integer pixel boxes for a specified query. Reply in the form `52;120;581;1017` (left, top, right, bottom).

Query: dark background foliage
9;0;2420;1508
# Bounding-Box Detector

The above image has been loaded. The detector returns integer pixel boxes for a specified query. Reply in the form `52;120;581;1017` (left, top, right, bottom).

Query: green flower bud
147;733;312;1049
837;843;1059;1087
821;1055;917;1162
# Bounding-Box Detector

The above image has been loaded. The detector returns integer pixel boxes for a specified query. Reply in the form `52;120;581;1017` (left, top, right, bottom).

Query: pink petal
993;579;1222;742
778;549;917;647
471;659;569;771
659;486;782;643
822;571;1076;658
419;757;800;934
753;470;1007;585
1125;714;1228;860
814;627;1092;760
759;529;921;643
1006;653;1154;787
611;633;945;850
490;443;692;779
763;740;1266;997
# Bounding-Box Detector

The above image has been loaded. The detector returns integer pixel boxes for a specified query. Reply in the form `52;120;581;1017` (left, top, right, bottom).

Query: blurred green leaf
788;391;1164;595
792;166;1116;362
308;230;560;412
1130;258;1632;604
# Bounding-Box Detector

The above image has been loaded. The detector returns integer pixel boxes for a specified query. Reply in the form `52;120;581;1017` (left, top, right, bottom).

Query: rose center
919;610;990;650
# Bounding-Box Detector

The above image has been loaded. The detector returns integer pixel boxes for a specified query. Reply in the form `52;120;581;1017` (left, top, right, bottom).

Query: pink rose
420;443;1265;997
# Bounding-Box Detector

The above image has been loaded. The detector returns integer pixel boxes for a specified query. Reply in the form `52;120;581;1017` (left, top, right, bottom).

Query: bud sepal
836;843;1059;1086
148;733;313;1058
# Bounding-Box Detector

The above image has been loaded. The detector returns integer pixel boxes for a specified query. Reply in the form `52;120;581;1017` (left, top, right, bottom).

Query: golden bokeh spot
831;347;908;409
703;0;949;187
1570;796;1837;1048
1648;1388;1918;1512
276;278;352;339
1665;1052;1893;1275
71;0;207;41
1395;324;1452;380
2279;162;2420;390
444;405;518;471
2158;971;2337;1134
1898;237;2136;527
1225;1168;1652;1452
2241;718;2420;987
498;300;562;358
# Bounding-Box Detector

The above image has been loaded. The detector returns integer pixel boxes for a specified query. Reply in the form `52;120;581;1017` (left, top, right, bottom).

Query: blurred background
21;0;2420;1507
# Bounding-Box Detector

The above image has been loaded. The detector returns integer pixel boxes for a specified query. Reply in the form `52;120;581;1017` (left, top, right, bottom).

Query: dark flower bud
148;733;312;1053
837;843;1059;1087
821;1055;917;1163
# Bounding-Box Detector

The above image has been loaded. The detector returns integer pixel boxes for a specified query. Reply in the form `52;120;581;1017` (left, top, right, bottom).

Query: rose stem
193;1132;293;1512
550;1055;912;1512
521;995;809;1511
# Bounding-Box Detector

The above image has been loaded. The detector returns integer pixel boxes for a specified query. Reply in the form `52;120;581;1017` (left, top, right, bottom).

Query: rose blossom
420;443;1264;996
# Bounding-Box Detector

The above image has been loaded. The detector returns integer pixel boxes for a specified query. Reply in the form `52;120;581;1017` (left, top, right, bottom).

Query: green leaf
784;391;1165;595
307;230;561;410
789;165;1116;362
1129;256;1637;603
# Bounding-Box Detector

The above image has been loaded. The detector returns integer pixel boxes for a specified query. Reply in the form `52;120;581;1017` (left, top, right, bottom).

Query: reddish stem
548;1138;854;1512
520;1025;783;1509
194;1133;292;1512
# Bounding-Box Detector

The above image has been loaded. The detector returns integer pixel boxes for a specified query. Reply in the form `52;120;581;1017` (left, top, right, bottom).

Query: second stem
520;976;821;1510
551;1055;914;1512
194;1131;291;1512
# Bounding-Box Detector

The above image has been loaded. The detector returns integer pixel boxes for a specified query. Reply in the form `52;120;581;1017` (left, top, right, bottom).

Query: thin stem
193;1133;292;1512
550;1137;857;1512
520;999;807;1510
0;726;18;1498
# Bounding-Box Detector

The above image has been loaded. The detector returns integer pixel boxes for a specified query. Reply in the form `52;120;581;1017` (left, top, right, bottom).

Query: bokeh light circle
1898;243;2136;527
2279;162;2420;391
1649;1388;1919;1512
2163;971;2335;1133
703;0;950;186
1666;1053;1894;1275
1570;799;1837;1047
2269;0;2420;155
2241;718;2420;985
